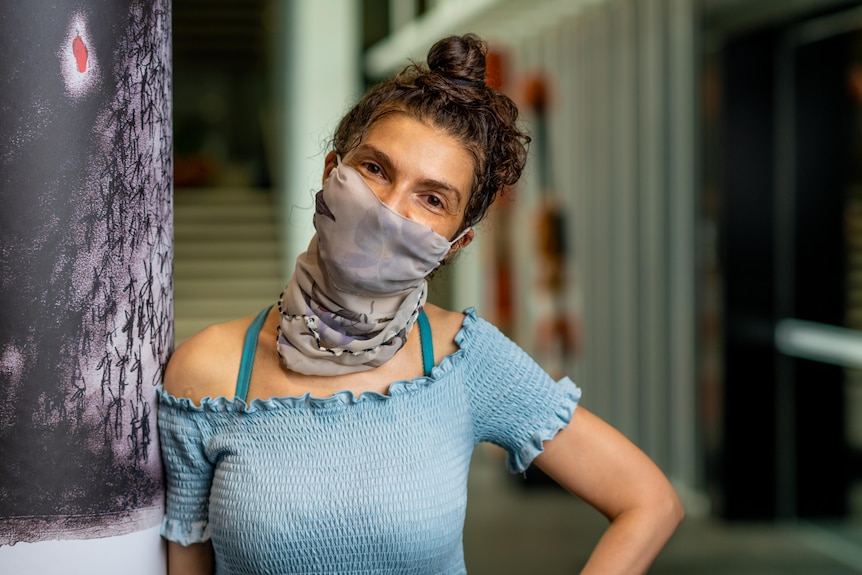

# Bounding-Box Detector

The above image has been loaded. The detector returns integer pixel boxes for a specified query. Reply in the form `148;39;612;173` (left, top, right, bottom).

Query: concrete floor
462;445;862;574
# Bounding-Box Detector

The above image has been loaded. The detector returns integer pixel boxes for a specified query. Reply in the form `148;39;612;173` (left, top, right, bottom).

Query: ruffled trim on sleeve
160;517;211;546
506;377;582;474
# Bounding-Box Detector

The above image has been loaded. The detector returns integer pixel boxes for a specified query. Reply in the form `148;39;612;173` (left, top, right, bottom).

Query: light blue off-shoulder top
158;308;581;574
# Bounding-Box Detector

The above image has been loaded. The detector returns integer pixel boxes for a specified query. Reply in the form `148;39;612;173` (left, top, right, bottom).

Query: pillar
277;0;361;272
0;1;171;572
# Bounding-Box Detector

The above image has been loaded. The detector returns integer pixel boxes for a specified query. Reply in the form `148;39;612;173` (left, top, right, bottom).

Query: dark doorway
710;3;862;521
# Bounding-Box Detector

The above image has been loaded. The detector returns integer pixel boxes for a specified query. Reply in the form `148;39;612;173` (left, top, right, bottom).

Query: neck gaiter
277;161;467;376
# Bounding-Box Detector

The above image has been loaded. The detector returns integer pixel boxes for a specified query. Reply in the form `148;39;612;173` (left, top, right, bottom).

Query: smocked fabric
158;308;581;575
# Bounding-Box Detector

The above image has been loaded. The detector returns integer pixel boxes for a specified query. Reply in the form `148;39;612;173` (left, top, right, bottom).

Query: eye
423;194;445;210
361;162;384;178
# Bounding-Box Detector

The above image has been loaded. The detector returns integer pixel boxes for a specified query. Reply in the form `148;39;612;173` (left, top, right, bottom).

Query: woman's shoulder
163;315;255;404
423;303;468;332
423;304;487;361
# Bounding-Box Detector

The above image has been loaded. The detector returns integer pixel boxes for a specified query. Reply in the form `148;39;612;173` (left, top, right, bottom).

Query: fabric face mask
276;160;470;376
315;161;470;296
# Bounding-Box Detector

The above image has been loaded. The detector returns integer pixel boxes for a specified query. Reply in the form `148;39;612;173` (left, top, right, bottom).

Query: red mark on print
61;13;99;98
73;35;88;73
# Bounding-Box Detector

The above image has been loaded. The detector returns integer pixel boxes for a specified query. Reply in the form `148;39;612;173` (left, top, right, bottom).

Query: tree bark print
0;0;171;545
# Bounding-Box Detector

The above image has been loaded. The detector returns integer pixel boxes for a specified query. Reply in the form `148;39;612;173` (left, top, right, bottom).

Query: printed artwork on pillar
0;0;172;545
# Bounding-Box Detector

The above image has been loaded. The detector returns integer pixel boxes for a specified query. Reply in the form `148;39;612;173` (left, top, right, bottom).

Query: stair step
175;240;281;259
175;297;278;319
174;319;230;345
173;186;282;345
174;300;275;346
174;319;208;345
174;259;282;280
175;278;280;299
174;222;278;241
175;187;274;206
175;203;276;223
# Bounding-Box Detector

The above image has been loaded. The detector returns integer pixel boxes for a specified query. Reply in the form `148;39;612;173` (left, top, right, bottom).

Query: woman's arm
533;406;684;574
162;322;243;574
168;540;214;575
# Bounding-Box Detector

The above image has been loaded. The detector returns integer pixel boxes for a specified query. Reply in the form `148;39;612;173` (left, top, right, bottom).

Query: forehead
357;114;475;192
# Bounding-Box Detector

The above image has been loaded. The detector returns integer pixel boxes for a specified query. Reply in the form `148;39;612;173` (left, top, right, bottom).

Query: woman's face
325;114;475;243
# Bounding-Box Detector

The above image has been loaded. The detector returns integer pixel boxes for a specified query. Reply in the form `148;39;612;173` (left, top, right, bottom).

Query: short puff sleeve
157;389;215;545
457;311;581;473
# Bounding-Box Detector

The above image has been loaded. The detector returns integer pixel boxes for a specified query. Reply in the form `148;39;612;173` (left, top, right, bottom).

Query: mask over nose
277;161;470;376
315;161;468;295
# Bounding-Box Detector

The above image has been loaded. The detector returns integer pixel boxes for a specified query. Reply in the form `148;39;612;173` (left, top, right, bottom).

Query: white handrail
775;318;862;369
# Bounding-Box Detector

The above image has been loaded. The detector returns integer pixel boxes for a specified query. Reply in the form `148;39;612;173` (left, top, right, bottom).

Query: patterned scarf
276;163;460;375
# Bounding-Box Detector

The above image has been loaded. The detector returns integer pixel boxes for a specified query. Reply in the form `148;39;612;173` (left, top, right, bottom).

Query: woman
159;34;683;574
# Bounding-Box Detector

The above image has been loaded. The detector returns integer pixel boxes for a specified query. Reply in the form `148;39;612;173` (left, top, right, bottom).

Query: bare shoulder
423;303;468;333
163;316;254;404
423;303;469;357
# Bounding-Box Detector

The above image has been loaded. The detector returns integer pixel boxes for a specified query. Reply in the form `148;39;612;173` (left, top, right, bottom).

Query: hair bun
427;34;487;87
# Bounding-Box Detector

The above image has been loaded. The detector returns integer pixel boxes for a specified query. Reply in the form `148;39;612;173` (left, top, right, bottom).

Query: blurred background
172;0;862;572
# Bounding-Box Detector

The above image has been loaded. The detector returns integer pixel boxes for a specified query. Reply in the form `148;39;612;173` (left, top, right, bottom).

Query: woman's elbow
658;482;685;532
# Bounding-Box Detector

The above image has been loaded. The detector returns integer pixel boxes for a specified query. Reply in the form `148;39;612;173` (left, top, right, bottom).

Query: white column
278;0;362;275
0;1;171;571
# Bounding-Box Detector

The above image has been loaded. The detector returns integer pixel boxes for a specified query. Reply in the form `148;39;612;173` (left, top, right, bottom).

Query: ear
322;151;338;185
445;228;474;259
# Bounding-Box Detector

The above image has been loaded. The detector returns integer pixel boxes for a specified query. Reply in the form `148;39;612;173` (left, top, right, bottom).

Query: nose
373;183;409;218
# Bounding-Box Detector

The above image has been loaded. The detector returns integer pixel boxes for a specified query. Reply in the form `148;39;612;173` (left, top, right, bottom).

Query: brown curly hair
332;34;530;233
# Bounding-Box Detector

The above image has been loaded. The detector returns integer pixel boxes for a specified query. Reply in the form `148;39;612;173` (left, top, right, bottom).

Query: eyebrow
354;143;465;208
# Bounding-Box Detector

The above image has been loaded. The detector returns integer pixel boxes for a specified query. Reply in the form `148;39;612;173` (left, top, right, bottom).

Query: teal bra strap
236;305;273;402
417;309;434;377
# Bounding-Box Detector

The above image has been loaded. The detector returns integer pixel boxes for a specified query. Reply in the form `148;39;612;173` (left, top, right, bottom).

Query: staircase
173;187;283;345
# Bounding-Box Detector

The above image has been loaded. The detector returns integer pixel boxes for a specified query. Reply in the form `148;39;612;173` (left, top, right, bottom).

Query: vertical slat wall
510;40;540;352
667;0;697;492
505;0;697;487
637;0;667;467
367;0;699;493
